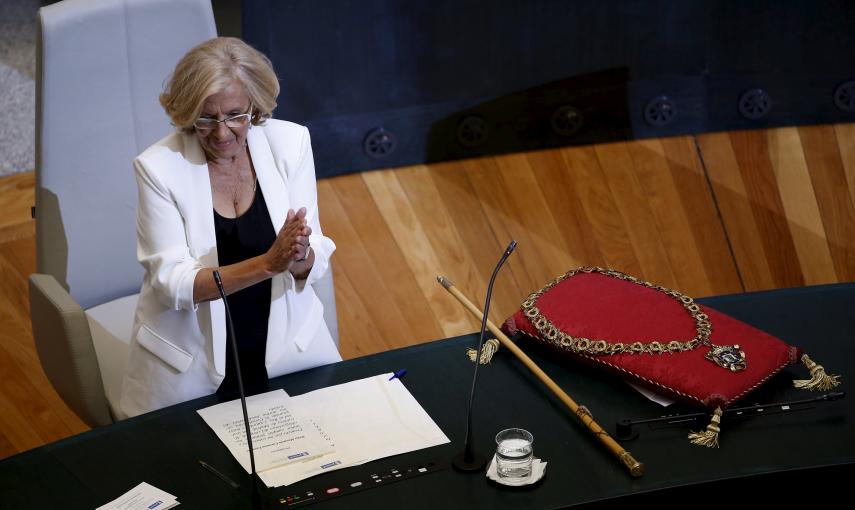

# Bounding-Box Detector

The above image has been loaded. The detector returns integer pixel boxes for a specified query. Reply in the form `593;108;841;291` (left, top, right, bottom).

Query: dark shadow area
34;187;68;288
425;68;633;163
211;0;241;39
243;0;855;178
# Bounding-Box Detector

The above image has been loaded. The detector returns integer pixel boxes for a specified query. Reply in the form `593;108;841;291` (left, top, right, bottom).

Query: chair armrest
28;273;112;427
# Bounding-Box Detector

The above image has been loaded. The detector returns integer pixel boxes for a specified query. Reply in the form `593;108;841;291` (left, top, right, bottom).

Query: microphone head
505;240;517;255
212;270;228;301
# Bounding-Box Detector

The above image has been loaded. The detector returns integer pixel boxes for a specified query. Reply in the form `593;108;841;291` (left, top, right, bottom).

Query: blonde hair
160;37;280;132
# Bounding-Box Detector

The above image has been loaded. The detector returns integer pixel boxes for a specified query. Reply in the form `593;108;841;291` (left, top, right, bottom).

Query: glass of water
495;428;533;481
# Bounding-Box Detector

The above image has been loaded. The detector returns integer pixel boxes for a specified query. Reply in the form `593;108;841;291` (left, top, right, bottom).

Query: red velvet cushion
503;268;800;410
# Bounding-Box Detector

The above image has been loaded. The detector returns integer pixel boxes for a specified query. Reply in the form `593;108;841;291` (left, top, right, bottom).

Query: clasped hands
266;207;312;275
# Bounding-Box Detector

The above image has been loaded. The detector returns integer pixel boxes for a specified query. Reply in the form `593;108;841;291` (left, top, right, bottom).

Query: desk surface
2;284;854;509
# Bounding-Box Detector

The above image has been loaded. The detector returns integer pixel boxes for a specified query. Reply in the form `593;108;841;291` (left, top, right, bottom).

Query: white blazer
119;120;339;418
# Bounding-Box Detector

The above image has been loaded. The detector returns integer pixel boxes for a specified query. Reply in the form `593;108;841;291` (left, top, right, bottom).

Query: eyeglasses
193;107;253;132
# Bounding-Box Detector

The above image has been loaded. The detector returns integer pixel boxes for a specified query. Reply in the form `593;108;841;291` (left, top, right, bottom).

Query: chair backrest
36;0;217;309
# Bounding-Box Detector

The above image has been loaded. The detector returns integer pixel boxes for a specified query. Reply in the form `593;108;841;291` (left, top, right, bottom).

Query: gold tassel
688;407;723;448
466;338;500;364
793;354;841;391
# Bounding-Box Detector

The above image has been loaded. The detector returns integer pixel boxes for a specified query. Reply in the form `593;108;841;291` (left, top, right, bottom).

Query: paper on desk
258;374;450;487
95;482;178;510
197;389;333;473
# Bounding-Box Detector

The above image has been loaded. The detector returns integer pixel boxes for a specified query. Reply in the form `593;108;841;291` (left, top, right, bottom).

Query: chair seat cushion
85;293;138;420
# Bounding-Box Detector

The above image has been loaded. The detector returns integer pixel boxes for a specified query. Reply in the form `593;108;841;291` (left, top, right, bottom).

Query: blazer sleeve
134;155;202;311
288;126;336;291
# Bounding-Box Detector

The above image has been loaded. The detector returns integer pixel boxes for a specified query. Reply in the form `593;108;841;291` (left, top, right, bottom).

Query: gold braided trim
688;407;723;448
522;267;711;356
729;360;790;404
581;343;791;408
465;338;500;364
793;354;842;391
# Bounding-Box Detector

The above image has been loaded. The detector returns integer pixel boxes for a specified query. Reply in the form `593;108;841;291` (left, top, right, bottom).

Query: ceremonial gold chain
521;267;712;356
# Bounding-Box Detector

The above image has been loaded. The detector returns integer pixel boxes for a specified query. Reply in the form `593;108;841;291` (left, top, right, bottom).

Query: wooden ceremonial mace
437;276;645;478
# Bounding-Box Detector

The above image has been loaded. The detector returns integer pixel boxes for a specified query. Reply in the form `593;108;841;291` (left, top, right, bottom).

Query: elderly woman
119;37;340;417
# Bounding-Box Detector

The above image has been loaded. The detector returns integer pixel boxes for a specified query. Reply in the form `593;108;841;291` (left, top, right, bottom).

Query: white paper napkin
486;455;547;486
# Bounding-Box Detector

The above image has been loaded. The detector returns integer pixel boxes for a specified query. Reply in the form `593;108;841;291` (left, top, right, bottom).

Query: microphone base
250;473;273;509
452;451;487;473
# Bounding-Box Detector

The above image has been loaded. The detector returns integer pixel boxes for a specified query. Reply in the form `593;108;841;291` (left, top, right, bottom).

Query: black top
214;182;276;397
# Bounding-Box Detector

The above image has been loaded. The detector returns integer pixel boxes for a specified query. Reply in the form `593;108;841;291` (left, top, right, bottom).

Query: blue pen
389;369;407;381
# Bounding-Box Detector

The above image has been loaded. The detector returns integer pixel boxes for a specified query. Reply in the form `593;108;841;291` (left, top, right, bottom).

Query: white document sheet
197;389;334;473
95;482;178;510
258;374;450;487
627;381;675;407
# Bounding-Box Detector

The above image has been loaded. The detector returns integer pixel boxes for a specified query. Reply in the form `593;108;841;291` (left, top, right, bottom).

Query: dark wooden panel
626;138;712;295
526;149;605;267
392;165;483;335
798;125;855;281
766;127;837;285
318;177;440;352
429;160;526;320
836;124;855;211
699;132;776;291
659;136;742;295
491;153;579;289
729;130;804;288
559;146;643;276
329;264;395;359
0;172;34;243
595;142;678;288
463;155;548;294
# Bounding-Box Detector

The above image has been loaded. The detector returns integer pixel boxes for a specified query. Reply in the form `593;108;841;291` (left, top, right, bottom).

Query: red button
326;487;340;494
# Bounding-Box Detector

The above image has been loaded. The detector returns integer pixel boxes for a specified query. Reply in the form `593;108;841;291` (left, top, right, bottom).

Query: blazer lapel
248;125;289;231
182;133;217;264
247;125;294;366
181;134;227;376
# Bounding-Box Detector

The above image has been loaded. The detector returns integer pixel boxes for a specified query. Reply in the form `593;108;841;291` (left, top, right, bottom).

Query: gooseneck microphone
212;270;258;479
452;240;517;472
